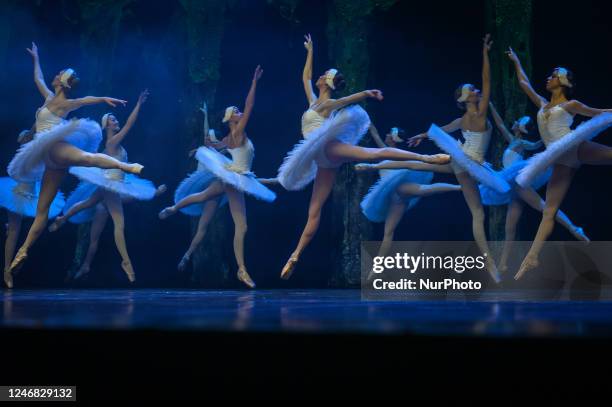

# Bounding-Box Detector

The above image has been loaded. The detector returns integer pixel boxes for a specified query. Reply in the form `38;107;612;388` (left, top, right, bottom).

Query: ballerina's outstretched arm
67;96;127;113
106;89;149;148
507;47;547;108
564;100;612;117
231;65;263;147
368;124;387;148
407;118;462;147
489;102;514;144
302;33;317;106
476;34;493;117
26;42;52;100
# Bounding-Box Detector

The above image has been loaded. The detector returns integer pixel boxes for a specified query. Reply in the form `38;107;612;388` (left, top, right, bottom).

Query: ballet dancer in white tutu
2;129;66;287
5;42;144;282
403;34;507;281
278;34;450;279
506;48;612;279
159;66;275;288
483;102;588;274
355;125;461;257
47;90;165;282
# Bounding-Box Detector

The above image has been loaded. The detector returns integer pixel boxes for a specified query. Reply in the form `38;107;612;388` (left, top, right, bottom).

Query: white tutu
427;124;511;194
69;167;156;200
8;119;102;183
361;169;434;222
195;147;276;202
0;177;65;218
479;160;552;206
517;112;612;187
174;170;228;216
63;182;98;224
277;105;371;190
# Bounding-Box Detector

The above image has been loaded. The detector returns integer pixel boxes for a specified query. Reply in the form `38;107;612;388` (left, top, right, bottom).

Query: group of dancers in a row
2;34;612;289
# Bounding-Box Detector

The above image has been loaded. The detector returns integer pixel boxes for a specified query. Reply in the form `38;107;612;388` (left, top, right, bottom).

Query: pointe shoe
4;270;13;289
280;256;299;280
514;256;539;281
177;254;190;272
427;154;451;165
8;247;28;274
237;267;256;289
121;261;136;283
73;265;91;280
571;226;590;242
125;163;144;176
48;216;66;232
158;207;177;220
486;257;502;284
155;184;168;197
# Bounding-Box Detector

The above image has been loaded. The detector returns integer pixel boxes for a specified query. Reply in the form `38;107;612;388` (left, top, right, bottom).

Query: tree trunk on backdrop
485;0;533;244
326;0;396;287
66;0;135;280
179;0;231;286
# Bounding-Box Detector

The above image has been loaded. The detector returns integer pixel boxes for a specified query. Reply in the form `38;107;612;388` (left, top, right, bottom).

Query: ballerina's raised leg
159;181;225;219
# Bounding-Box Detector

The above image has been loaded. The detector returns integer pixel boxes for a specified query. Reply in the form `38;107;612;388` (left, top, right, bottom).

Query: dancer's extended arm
26;42;52;99
407;118;462;147
565;100;612;117
107;89;149;148
507;47;547;108
477;34;493;117
489;102;514;143
302;34;316;105
369;124;386;148
231;65;263;146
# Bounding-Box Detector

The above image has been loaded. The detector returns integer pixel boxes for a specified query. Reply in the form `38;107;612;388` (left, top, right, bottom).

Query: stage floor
3;288;612;337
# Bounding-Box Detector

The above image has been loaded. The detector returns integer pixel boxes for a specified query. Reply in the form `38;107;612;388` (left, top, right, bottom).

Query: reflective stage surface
3;289;612;337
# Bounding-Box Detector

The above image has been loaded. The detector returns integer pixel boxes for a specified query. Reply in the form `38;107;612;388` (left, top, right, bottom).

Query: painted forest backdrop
1;0;611;288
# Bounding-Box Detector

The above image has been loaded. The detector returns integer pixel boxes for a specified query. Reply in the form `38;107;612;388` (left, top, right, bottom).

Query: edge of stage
3;288;612;400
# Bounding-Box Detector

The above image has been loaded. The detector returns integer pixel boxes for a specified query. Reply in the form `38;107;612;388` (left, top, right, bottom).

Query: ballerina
47;90;163;282
401;34;507;281
278;34;449;279
506;48;612;279
2;129;66;287
167;100;230;272
355;125;461;258
5;42;144;281
159;66;274;288
483;102;589;274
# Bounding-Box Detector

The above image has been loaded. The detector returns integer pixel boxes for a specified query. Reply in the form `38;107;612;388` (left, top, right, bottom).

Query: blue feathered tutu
277;105;371;191
517;112;612;187
195;147;276;202
63;182;99;224
69;167;156;200
8;119;102;183
361;169;434;222
174;170;229;216
479;160;552;206
427;124;511;194
0;177;65;218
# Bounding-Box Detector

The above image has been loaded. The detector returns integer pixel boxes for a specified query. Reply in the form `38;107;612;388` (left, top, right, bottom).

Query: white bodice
537;104;573;146
226;138;254;173
103;146;128;181
301;108;326;138
35;106;63;133
460;126;491;163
